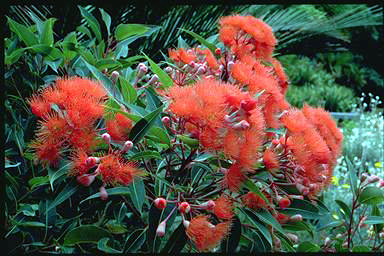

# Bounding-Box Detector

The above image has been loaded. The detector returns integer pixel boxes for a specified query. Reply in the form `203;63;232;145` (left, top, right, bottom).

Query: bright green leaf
7;17;38;47
358;186;384;205
78;6;102;42
115;24;149;41
142;53;173;89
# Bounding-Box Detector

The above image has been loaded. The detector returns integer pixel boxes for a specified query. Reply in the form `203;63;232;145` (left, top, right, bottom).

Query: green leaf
30;44;62;61
48;163;70;191
99;8;111;37
105;220;128;234
19;204;39;217
253;209;285;234
283;221;314;238
177;35;189;48
115;24;149;41
149;127;170;147
358;186;384;205
335;199;351;220
96;59;123;70
128;105;164;144
142;53;173;89
41;18;56;46
297;241;320;252
221;215;241;253
5;48;27;65
280;208;320;219
180;28;217;55
76;25;92;39
147;204;163;252
129;178;146;214
28;176;49;190
176;135;199;148
118;76;137;104
243;179;268;204
129;151;162;161
63;225;112;246
78;6;102;42
47;181;79;212
80;187;131;204
161;223;188;253
124;228;146;253
352;245;371;252
346;157;358;196
97;237;123;253
365;216;384;225
317;220;343;231
7;17;38;47
145;87;163;111
241;208;272;247
16;221;47;228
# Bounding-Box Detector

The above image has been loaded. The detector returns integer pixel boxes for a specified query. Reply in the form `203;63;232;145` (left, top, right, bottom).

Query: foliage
4;6;384;254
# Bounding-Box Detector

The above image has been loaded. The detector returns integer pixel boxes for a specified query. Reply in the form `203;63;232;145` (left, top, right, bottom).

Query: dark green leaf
142;53;173;88
346;157;358;196
28;176;49;190
280;208;320;219
358;186;384;205
118;76;137;104
297;241;320;252
78;6;102;42
115;24;149;41
176;135;199;148
48;163;70;191
149;127;170;147
124;229;146;253
365;216;384;225
96;59;122;70
221;215;241;253
241;208;272;247
105;220;128;234
97;238;122;253
161;223;188;253
335;199;351;220
77;25;92;39
180;28;217;55
7;16;38;47
18;204;39;217
99;8;112;37
129;151;162;161
63;225;112;245
16;221;46;228
283;221;314;238
352;245;371;252
80;186;131;204
317;220;343;231
47;181;79;211
128;105;163;144
129;178;146;214
253;208;285;234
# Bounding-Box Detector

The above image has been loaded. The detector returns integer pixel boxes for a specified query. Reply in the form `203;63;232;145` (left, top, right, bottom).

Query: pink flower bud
278;197;291;209
197;66;206;75
360;173;368;182
342;241;348;248
198;200;215;211
156;220;167;237
100;186;108;200
101;133;111;145
178;202;190;214
215;48;221;55
148;74;159;84
189;61;196;68
367;175;380;184
379;232;384;239
378;179;384;188
289;214;303;222
232;120;250;130
286;233;299;244
288;195;304;200
137;63;148;78
296;183;309;195
121;140;133;153
273;237;281;249
183;219;190;229
164;66;173;73
154;198;167;209
336;233;343;239
111;71;119;82
227;61;234;71
77;173;97;187
162;116;170;126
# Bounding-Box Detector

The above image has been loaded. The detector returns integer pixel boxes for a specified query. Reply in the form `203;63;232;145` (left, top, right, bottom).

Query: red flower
186;215;231;251
221;162;247;192
69;150;91;176
241;191;270;210
168;48;196;64
105;113;133;141
263;148;280;171
213;195;234;220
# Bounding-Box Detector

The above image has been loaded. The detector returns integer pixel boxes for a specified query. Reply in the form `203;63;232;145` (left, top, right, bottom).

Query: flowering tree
7;8;383;253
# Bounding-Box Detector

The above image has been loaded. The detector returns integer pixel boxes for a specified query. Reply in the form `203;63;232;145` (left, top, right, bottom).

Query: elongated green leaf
243;179;268;204
241;208;272;247
128;105;163;144
7;16;38;47
77;25;92;39
96;59;122;70
48;163;70;191
317;220;343;231
358;186;384;205
283;221;314;238
280;208;320;219
28;176;49;190
221;215;241;253
78;6;102;42
99;8;111;37
253;209;285;234
41;18;56;46
19;204;39;217
63;225;112;245
124;228;146;253
129;178;146;214
346;157;358;196
16;221;47;228
129;151;162;161
5;48;27;65
365;216;384;225
161;223;187;253
142;53;173;88
118;76;137;104
352;245;371;252
149;127;170;147
180;28;217;55
47;181;79;211
335;199;351;220
115;24;149;41
97;238;122;253
297;241;320;252
80;187;131;204
176;135;199;148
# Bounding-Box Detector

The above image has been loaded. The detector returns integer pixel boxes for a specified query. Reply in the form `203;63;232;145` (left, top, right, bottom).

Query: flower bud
289;214;303;222
198;200;215;211
148;74;159;85
100;186;108;200
183;219;190;229
276;212;289;224
336;233;343;239
121;140;133;153
85;157;99;167
286;233;299;244
178;202;190;214
215;48;221;55
197;66;206;75
288;195;304;200
111;71;120;82
156;220;167;237
154;198;167;209
378;179;384;188
77;173;97;187
367;175;380;184
137;63;148;78
278;196;291;209
162;116;170;126
296;183;309;195
164;66;173;73
273;236;281;249
189;61;196;68
342;241;348;248
227;61;234;71
101;133;111;145
232;120;250;130
379;231;384;239
324;237;331;247
360;173;368;182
